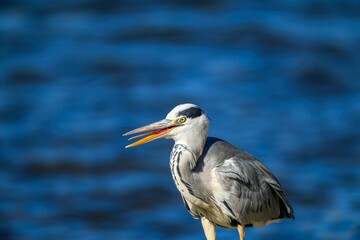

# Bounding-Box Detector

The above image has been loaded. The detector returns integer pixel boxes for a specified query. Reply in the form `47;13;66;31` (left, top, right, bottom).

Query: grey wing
212;153;295;227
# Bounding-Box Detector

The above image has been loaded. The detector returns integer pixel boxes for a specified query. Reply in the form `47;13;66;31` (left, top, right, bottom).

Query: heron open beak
123;119;178;148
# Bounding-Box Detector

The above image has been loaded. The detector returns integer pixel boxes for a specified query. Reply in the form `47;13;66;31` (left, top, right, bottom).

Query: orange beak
123;119;179;148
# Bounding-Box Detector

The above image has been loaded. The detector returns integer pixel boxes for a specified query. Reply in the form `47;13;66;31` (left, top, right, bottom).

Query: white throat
173;125;208;159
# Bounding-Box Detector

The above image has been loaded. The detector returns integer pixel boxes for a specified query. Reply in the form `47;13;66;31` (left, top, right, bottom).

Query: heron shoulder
201;137;276;177
199;137;258;168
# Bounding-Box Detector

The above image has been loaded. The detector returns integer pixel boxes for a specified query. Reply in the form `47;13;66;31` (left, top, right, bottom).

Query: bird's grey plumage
172;137;294;229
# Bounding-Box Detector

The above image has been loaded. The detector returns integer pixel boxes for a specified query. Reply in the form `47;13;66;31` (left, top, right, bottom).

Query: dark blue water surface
1;1;360;239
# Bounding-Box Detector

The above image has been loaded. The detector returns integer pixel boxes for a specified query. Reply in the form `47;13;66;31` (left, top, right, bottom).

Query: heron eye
178;117;187;123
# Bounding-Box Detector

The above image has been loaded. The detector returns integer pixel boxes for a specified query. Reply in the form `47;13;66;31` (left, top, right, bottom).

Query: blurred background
1;0;360;239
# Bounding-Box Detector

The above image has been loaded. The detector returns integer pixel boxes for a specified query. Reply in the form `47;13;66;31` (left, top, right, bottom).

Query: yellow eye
179;117;187;123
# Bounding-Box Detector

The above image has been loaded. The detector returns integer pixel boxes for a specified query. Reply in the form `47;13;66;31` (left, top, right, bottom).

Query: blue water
1;1;360;239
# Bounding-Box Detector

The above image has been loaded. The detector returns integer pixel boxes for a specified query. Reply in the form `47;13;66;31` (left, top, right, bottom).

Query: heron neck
174;136;206;160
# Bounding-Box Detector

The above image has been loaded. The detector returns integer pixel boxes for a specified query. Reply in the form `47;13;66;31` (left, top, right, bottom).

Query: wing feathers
214;156;295;225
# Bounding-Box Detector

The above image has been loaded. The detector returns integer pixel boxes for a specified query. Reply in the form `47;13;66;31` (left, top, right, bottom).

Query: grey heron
123;103;295;240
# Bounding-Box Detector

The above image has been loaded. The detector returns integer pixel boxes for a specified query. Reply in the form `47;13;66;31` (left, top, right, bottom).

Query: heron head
123;103;209;148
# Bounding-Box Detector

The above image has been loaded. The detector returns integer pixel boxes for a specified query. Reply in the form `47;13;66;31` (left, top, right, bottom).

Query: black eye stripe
177;107;203;119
